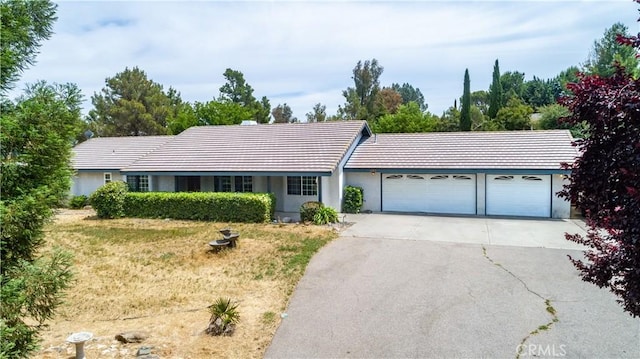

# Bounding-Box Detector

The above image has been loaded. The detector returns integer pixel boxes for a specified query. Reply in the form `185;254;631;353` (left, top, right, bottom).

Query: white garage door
383;174;476;214
486;175;551;217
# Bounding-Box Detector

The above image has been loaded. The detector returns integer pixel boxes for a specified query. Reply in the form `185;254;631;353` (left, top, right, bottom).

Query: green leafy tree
218;68;271;123
373;102;437;133
436;105;461;132
470;90;490;115
167;101;197;135
256;96;271;124
305;103;327;123
488;59;503;119
470;105;488;131
553;66;581;98
460;69;471;131
194;101;253;126
390;82;428;111
0;2;78;356
89;67;171;136
522;76;555;110
0;0;57;92
165;88;200;135
583;22;639;78
536;104;588;138
1;81;80;358
219;68;255;105
536;104;571;130
495;97;533;130
338;59;384;122
500;71;525;104
271;103;297;123
337;88;364;120
166;86;184;120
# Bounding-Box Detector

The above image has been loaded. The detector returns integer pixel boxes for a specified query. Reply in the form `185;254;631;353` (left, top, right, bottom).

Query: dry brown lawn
35;209;338;358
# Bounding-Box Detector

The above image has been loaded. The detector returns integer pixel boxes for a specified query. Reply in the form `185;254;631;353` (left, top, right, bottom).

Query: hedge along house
71;121;371;213
343;130;578;218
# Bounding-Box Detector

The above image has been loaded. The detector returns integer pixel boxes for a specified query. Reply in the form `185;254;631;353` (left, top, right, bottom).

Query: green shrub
266;192;276;220
343;186;363;213
313;206;339;225
206;297;240;336
123;192;274;223
68;195;88;209
89;181;128;218
300;201;324;222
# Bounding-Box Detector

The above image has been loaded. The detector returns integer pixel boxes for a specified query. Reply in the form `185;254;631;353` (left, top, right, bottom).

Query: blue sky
11;0;640;120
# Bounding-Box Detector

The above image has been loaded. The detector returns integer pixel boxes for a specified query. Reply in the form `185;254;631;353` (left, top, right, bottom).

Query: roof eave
343;168;572;175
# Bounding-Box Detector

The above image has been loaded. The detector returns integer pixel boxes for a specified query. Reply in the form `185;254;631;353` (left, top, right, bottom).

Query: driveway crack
481;245;559;359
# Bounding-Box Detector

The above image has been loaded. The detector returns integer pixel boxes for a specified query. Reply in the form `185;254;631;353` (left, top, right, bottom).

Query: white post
67;332;93;359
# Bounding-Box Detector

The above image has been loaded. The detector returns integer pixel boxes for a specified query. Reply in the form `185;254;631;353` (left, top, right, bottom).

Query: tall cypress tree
460;69;471;131
488;59;502;119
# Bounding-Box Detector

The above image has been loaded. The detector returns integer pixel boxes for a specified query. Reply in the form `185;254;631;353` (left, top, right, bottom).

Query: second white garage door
485;175;551;217
383;174;476;214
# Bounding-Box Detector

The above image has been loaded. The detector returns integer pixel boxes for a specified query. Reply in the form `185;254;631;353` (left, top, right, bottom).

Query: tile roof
72;136;173;170
122;121;369;174
344;130;578;171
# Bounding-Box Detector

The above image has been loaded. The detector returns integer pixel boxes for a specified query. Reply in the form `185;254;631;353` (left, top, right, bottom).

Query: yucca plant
205;297;240;336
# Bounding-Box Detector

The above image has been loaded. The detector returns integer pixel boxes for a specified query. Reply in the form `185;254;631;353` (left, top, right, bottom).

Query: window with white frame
213;176;253;192
234;176;253;192
127;175;149;192
104;172;112;184
287;176;317;196
214;176;232;192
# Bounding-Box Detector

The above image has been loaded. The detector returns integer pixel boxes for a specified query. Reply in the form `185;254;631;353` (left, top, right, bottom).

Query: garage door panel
382;175;426;212
383;174;476;215
486;175;551;217
424;175;475;214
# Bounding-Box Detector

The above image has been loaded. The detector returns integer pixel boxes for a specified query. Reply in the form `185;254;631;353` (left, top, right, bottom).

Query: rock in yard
115;331;149;343
205;317;236;336
137;346;154;356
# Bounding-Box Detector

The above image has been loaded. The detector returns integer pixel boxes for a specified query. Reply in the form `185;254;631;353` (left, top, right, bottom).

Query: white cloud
10;0;639;118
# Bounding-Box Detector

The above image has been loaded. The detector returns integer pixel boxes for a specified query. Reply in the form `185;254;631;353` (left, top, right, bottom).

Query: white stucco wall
284;192;318;213
345;172;381;212
321;172;342;211
551;174;571;219
271;176;285;212
476;173;486;215
71;171;125;196
321;131;367;212
253;176;268;193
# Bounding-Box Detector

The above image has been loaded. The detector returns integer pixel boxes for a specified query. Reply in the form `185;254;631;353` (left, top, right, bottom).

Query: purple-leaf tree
559;9;640;316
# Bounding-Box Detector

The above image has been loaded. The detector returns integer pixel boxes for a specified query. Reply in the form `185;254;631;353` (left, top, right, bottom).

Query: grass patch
261;311;277;325
36;209;337;358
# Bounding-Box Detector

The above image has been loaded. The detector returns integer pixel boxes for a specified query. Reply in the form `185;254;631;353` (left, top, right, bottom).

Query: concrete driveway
266;214;640;358
340;213;589;250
